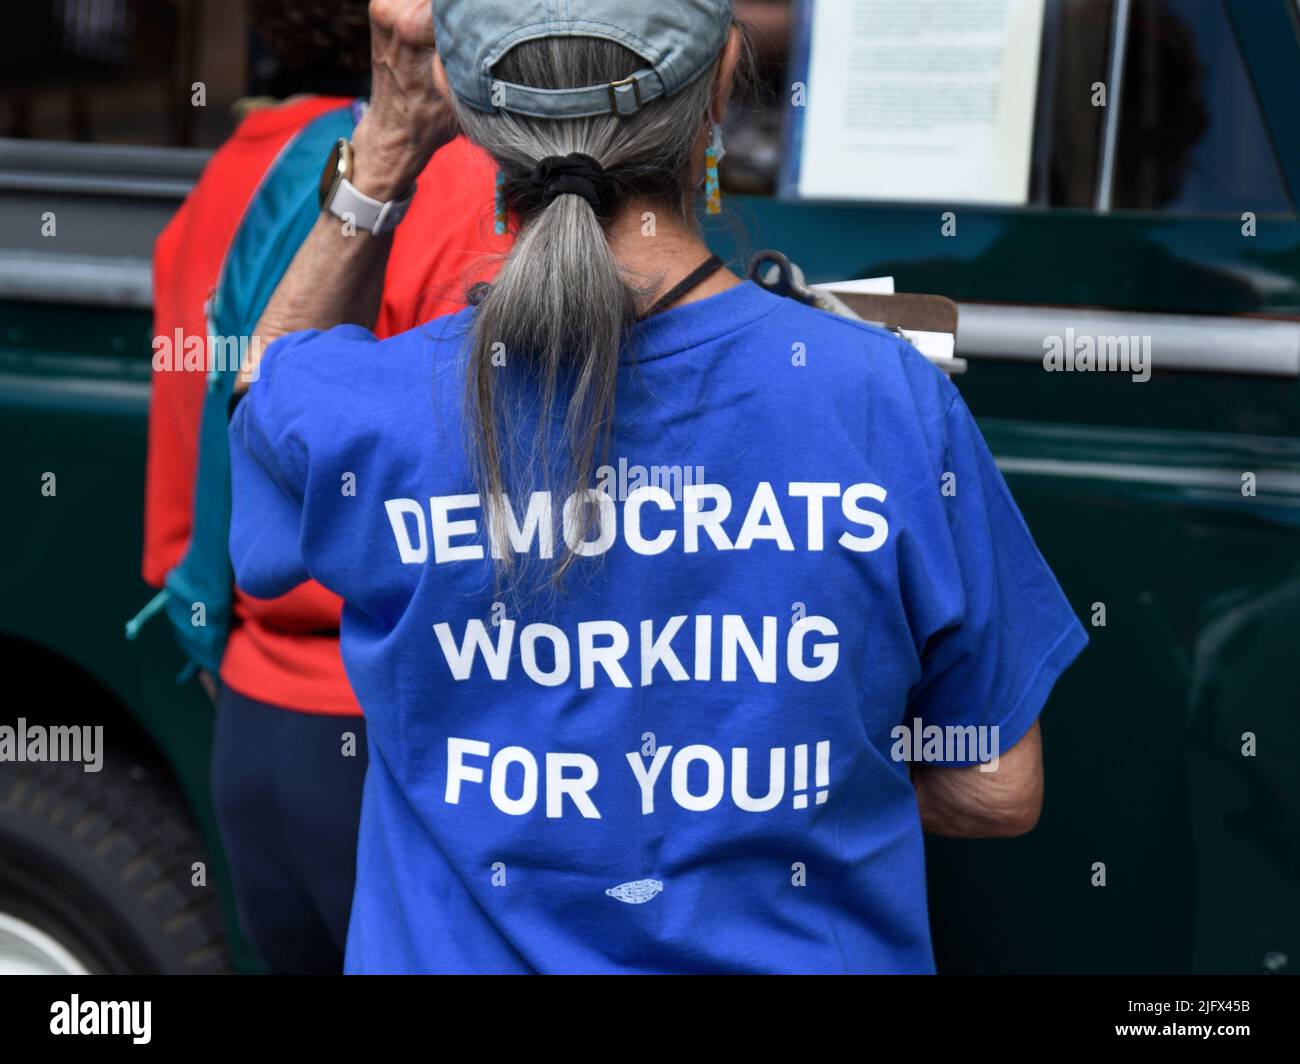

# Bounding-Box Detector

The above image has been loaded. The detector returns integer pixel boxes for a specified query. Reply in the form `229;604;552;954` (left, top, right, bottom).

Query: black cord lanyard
640;254;725;320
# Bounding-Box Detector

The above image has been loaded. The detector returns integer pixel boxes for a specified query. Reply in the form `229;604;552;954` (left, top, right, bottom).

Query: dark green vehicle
1;0;1296;974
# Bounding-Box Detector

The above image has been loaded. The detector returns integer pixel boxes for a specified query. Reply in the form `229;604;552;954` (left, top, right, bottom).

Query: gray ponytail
451;35;722;588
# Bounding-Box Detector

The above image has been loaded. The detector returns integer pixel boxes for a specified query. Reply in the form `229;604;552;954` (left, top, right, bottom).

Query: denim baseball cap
434;0;733;119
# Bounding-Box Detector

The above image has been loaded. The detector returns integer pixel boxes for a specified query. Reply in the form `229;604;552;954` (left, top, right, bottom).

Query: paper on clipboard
888;327;955;363
790;0;1046;205
815;280;960;369
811;276;895;295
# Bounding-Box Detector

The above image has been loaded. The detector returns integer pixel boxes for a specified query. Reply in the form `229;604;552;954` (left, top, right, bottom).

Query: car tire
0;753;230;974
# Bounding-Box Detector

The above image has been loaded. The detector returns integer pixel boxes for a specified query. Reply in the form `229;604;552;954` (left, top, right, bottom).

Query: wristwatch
317;138;416;236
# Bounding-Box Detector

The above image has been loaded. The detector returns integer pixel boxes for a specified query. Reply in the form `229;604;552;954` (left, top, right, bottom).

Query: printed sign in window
784;0;1046;205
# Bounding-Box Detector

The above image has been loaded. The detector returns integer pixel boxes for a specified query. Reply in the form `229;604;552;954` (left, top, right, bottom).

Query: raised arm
237;0;455;391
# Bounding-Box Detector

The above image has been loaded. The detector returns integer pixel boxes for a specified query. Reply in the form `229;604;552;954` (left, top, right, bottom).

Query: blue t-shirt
229;281;1087;974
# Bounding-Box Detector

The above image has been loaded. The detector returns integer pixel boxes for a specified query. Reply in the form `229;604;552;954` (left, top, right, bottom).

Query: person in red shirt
143;1;508;972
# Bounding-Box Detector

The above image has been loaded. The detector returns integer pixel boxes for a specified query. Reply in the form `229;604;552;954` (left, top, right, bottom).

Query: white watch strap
325;176;415;236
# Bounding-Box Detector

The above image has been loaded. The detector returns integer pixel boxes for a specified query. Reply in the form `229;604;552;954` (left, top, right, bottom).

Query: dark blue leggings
211;686;368;974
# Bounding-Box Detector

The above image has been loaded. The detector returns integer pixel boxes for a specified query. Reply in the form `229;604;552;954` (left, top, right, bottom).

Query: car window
1;0;244;148
1112;0;1293;213
0;0;366;150
1039;0;1292;215
1039;0;1116;208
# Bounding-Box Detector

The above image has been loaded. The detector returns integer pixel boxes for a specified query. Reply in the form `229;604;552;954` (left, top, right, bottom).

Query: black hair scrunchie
529;153;617;217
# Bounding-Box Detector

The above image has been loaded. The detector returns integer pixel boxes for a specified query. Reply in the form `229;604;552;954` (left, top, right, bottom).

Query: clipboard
748;251;965;375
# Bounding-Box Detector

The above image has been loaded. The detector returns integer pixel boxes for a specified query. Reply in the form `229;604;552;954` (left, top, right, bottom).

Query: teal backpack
127;102;360;678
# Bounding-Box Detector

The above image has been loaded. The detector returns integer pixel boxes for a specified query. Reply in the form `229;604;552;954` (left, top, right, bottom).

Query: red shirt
143;96;507;715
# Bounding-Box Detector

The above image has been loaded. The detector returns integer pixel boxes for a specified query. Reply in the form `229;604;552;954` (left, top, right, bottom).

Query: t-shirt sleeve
227;330;321;600
906;390;1088;758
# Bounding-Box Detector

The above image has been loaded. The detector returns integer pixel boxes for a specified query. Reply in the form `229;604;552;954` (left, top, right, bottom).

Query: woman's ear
711;24;744;121
432;52;452;104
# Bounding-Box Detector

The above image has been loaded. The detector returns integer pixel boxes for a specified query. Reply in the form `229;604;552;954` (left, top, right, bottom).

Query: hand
351;0;459;201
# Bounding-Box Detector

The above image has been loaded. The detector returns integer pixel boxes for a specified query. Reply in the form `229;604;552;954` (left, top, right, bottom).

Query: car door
711;0;1300;973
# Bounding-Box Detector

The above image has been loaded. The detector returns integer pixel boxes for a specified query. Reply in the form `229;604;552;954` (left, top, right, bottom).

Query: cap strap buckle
607;76;643;116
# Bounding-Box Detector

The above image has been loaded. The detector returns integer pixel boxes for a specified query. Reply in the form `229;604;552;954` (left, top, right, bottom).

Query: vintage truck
0;0;1296;973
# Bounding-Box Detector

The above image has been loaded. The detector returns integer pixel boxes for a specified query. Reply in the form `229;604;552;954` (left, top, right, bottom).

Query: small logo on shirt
606;879;663;904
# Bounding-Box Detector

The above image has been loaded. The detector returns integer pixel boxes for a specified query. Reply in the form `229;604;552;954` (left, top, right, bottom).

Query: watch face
318;138;350;208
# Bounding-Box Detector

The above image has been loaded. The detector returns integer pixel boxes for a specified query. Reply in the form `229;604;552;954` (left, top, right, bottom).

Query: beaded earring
494;170;508;235
704;123;724;216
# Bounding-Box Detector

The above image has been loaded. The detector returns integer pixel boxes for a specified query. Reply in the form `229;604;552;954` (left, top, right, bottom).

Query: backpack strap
127;103;359;678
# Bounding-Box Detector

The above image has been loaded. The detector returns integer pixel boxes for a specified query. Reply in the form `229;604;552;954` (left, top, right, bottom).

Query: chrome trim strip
0;138;209;176
0;172;197;198
0;372;151;413
0;139;207;199
996;456;1300;495
1;242;1298;380
1096;0;1132;211
956;302;1300;377
0;251;151;308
